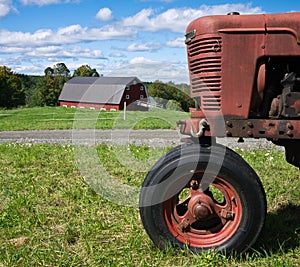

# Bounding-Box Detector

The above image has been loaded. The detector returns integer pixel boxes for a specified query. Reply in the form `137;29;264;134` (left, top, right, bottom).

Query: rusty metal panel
186;14;266;119
224;119;300;139
179;117;300;140
265;13;300;56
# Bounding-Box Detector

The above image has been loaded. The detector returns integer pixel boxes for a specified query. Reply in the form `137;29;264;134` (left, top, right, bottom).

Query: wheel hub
188;192;214;220
193;204;210;219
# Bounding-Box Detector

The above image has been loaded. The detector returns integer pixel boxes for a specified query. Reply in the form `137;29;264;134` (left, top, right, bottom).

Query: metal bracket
190;119;209;138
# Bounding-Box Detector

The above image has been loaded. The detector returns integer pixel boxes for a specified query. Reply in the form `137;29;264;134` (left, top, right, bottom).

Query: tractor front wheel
139;143;266;254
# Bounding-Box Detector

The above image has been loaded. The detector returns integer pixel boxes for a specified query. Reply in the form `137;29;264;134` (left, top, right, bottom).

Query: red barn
58;76;148;110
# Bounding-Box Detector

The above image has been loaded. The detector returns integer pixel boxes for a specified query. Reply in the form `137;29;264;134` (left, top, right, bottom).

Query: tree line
0;63;194;111
146;81;194;111
0;63;100;108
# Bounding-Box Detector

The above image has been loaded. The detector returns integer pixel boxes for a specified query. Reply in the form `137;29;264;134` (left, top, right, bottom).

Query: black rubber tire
139;143;267;254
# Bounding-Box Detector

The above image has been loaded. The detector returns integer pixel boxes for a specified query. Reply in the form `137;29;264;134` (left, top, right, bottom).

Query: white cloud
26;46;105;59
96;7;114;21
121;4;263;33
0;24;136;47
166;37;185;48
127;42;161;52
0;0;13;17
109;52;125;58
1;46;31;53
0;0;81;18
57;24;84;35
19;0;79;6
19;0;60;5
1;45;104;59
201;3;263;15
129;56;159;64
14;64;44;74
109;56;188;83
122;9;154;29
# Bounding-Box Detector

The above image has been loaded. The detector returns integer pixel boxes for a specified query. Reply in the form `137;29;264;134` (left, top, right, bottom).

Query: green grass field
0;143;299;266
0;107;189;131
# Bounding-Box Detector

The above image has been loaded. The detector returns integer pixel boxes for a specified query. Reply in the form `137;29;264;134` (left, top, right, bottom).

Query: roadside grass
0;107;189;131
0;143;299;266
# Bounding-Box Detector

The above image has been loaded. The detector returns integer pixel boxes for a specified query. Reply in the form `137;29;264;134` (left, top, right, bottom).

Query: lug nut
226;131;232;137
190;180;199;190
287;131;294;137
287;123;294;130
226;121;233;127
247;131;253;137
247;122;254;128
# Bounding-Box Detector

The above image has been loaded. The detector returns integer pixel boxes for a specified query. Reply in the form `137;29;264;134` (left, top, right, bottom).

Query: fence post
124;101;126;120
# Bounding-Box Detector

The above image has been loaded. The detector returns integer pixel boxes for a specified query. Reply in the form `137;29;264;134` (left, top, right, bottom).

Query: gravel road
0;129;282;150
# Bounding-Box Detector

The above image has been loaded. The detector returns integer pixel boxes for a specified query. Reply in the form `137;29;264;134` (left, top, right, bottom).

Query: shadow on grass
253;203;300;254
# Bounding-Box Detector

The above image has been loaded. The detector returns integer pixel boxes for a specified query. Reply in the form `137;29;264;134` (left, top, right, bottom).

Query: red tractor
139;12;300;254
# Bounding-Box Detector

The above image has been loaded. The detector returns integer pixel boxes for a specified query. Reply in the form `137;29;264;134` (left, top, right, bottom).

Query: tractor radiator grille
187;36;222;112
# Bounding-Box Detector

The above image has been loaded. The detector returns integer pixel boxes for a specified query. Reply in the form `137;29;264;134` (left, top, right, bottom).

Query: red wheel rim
163;172;242;248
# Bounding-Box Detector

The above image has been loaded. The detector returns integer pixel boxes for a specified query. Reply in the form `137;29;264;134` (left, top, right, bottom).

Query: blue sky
1;0;300;83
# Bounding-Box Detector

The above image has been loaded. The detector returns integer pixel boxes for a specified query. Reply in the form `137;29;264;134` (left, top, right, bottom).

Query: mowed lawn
0;106;190;131
0;143;299;266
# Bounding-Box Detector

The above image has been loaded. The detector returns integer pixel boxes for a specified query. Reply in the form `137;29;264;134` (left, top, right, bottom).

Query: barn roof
58;76;142;104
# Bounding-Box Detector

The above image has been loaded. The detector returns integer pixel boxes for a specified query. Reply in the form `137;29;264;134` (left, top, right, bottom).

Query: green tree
73;65;100;77
53;63;70;77
0;66;25;108
147;81;195;112
166;99;182;111
45;63;70;77
38;64;71;106
38;75;68;106
44;67;54;76
17;74;43;107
